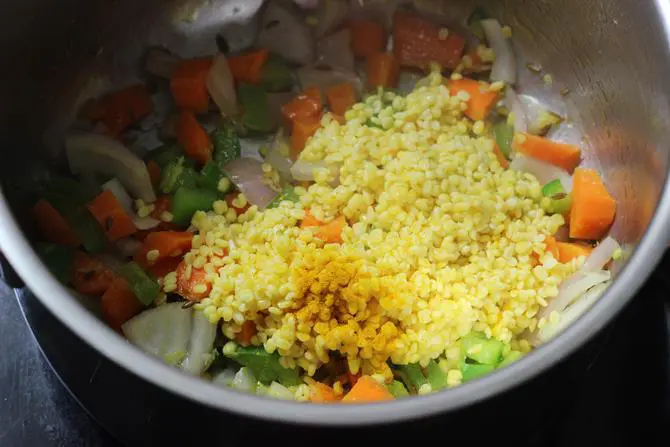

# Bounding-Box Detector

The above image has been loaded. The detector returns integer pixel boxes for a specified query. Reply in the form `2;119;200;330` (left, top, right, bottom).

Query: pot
0;0;669;426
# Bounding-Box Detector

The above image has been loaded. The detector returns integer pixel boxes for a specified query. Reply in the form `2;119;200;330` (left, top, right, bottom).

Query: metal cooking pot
0;0;669;426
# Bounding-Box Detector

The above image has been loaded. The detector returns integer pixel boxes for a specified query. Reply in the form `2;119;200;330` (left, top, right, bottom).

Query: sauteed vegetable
29;0;619;403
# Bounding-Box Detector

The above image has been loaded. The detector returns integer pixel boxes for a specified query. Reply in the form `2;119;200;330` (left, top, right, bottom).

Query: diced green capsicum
212;122;242;170
425;359;449;391
542;179;564;197
460;332;504;366
225;345;301;386
171;187;218;226
467;7;489;41
159;157;198;195
43;194;108;254
461;362;495;382
498;350;523;369
260;54;294;92
238;84;274;133
266;186;299;209
197;162;225;193
147;143;183;168
118;262;160;306
35;243;74;284
492;122;514;158
541;179;572;215
387;380;410;398
393;363;429;393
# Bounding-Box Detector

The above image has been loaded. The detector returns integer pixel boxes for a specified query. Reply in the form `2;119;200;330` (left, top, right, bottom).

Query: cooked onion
481;19;516;84
509;155;572;193
265;129;294;181
102;178;160;230
296;66;363;96
257;2;314;65
114;238;143;258
314;0;349;37
232;367;257;392
317;28;355;72
539;270;611;319
504;87;528;133
223;158;278;209
582;236;620;273
206;53;238;118
290;159;340;186
181;310;217;375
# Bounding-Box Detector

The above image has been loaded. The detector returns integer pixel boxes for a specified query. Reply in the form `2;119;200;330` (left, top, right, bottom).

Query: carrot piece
147;160;161;189
291;115;323;160
326;83;357;116
281;86;324;128
569;168;616;240
227;49;269;84
85;85;154;137
71;251;115;297
176;110;212;165
493;144;509;169
175;261;212;301
316;215;346;244
514;133;582;172
448;78;499;121
349;19;386;58
133;231;194;269
366;52;400;89
310;382;340;403
544;236;560;259
556;241;594;263
31;199;80;247
392;12;466;70
300;210;325;229
237;320;257;346
225;192;252;215
170;57;213;113
342;376;394;403
147;256;182;279
150;196;172;221
101;277;143;332
87;190;137;242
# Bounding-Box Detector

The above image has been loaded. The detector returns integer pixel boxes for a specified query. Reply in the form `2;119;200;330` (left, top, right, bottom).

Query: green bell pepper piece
498;350;523;369
425;359;448;390
42;175;96;206
225;345;301;386
159;157;198;195
387;380;410;398
467;7;489;41
43;194;107;254
197;162;225;192
545;193;572;215
260;54;294;92
542;179;565;197
238;84;274;133
394;363;429;393
461;362;495;382
147;143;183;168
212;122;242;170
35;243;74;284
118;262;159;306
460;332;504;366
492;122;514;158
266;186;299;209
171;187;218;226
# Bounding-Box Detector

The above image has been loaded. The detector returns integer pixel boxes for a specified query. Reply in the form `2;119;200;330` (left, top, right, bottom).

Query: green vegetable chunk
492;122;514;158
43;194;107;253
118;262;160;306
197;162;225;192
238;84;274;133
212;122;242;170
498;350;523;369
468;7;489;41
460;332;504;366
542;179;565;197
260;54;294;92
425;360;448;391
547;194;571;214
394;363;429;393
159;157;198;195
35;243;74;284
267;186;299;209
225;346;301;386
461;362;495;382
42;175;96;206
387;380;410;398
147;143;183;168
171;187;218;226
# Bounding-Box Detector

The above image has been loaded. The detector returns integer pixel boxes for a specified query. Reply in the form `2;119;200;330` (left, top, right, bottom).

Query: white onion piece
519;95;563;136
207;53;238;118
268;382;295;400
115;238;143;258
314;0;349;37
257;2;314;65
509;155;572;193
317;28;355;72
290;159;340;186
145;48;180;79
102;178;160;230
223;158;279;209
213;368;238;388
266;129;294;181
232;367;257;392
481;19;516;84
122;303;193;365
133;216;161;231
536;281;611;344
66;132;156;202
503;87;528;133
296;67;363;97
582;237;620;273
540;270;611;319
181;311;217;376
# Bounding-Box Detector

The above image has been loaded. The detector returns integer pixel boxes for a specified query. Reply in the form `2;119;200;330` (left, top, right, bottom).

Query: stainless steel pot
1;0;669;426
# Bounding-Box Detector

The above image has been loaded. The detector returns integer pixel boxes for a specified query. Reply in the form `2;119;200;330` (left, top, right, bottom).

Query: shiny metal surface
1;0;670;424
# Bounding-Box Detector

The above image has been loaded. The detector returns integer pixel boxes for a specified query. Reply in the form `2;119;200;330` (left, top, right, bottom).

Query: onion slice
181;311;217;375
290;159;340;186
296;67;363;97
207;53;238;118
265;128;294;182
66;132;156;203
223;158;278;209
481;19;516;84
102;178;160;230
582;236;620;273
503;87;528;133
115;238;143;258
317;28;355;72
539;270;611;319
509;155;572;193
314;0;349;37
257;2;314;65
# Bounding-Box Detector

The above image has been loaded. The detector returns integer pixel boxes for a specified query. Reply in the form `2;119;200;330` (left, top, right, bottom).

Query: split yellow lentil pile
174;72;578;380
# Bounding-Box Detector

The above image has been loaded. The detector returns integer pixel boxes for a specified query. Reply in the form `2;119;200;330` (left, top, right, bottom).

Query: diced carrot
150;196;172;221
449;78;500;121
31;199;80;247
175;261;212;301
569;168;616;240
71;251;115;297
176;110;212;165
170;57;213;113
310;382;340;403
227;49;269;84
366;52;399;89
392;12;466;70
281;86;324;128
493;144;509;169
341;376;394;403
225;192;252;215
544;236;560;259
556;241;594;263
291;115;323;160
101;277;143;332
315;215;346;244
147;256;183;279
514;133;582;172
300;210;325;229
349;19;386;58
85;85;154;137
87;190;137;242
236;320;257;346
326;83;357;116
147;160;161;189
133;231;194;269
